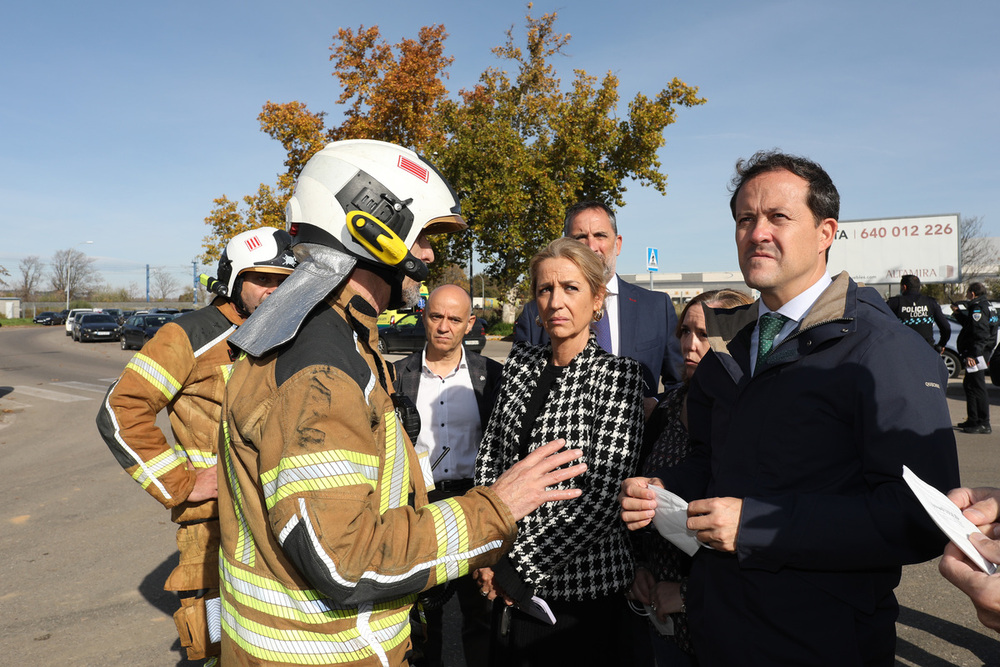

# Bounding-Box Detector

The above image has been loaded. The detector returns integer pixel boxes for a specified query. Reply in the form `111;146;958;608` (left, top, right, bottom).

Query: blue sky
2;0;997;292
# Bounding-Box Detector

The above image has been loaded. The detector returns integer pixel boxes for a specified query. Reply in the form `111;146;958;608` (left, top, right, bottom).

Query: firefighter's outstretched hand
187;464;219;502
491;439;586;522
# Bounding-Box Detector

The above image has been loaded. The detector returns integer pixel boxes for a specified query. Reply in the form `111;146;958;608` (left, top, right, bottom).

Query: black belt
429;478;475;500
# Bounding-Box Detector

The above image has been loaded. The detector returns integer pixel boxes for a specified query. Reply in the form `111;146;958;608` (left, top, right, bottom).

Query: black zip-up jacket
954;294;995;358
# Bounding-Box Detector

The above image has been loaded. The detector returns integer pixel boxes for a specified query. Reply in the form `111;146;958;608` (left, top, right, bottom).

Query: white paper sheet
518;595;557;625
902;465;997;575
650;485;703;557
965;355;988;373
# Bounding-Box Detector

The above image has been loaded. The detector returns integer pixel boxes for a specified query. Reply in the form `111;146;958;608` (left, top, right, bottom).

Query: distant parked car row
52;307;190;335
51;307;185;348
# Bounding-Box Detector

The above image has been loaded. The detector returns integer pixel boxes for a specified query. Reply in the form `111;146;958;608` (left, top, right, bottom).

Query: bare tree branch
150;268;180;301
961;215;998;280
17;256;45;300
49;248;101;301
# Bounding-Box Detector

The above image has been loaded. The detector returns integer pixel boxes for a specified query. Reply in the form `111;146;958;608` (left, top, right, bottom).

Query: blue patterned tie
592;309;612;353
755;312;790;372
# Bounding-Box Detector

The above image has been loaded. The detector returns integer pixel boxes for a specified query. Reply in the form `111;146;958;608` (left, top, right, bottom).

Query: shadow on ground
138;551;205;666
895;606;999;667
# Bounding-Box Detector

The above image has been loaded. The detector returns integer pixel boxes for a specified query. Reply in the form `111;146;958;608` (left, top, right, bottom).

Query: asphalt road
1;326;998;666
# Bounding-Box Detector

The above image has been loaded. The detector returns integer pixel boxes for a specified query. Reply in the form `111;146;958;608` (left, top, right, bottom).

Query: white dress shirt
750;274;833;375
605;273;620;355
414;346;482;482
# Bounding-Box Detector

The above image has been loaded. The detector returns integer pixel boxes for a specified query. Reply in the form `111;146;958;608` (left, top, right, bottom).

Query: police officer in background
887;274;950;352
952;282;996;434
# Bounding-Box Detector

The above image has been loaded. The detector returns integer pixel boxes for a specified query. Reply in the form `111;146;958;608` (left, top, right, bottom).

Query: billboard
827;214;959;284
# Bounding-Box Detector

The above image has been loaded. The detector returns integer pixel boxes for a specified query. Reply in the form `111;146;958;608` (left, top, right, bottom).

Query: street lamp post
65;241;94;310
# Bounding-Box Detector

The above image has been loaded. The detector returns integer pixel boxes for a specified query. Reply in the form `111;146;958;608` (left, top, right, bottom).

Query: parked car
64;308;95;336
119;313;176;350
33;311;64;326
73;312;120;342
101;308;125;324
377;314;487;354
376;308;417;330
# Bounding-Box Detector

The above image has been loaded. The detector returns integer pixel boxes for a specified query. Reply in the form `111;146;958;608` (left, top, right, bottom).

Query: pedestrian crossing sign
646;247;659;272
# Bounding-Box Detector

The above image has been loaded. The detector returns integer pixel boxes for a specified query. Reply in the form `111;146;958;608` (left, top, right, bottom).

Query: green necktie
756;312;790;371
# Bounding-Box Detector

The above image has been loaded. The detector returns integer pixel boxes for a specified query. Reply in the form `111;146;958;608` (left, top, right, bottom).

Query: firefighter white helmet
285;139;466;282
216;227;297;302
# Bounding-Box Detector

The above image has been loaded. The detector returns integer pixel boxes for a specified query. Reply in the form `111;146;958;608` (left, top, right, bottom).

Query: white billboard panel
827;214;960;284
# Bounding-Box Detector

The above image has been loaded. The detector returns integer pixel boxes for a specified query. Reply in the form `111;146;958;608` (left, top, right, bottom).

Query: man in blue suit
515;201;682;412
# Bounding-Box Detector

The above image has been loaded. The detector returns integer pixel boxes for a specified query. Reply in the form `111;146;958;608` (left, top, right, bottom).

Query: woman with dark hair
629;288;752;666
474;237;645;666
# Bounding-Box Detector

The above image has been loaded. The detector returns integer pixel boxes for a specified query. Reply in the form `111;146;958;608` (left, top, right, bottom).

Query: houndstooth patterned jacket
474;337;645;601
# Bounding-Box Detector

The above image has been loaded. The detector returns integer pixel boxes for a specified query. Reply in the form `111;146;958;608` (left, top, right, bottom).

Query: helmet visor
422;214;467;235
239;265;295;277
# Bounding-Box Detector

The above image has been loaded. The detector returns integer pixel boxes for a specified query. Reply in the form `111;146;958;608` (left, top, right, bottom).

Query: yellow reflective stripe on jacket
286;496;499;594
425;497;472;586
100;379;174;501
221;555;356;624
378;411;409;515
172;443;218;468
261;450;380;511
221;418;256;566
220;595;410;665
131;446;187;489
126;353;182;400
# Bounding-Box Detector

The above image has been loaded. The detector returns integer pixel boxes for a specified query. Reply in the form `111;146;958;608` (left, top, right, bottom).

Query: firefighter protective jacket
98;298;242;526
217;284;517;667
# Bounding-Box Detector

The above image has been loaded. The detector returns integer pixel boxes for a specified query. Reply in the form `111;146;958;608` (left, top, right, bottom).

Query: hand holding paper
903;466;997;575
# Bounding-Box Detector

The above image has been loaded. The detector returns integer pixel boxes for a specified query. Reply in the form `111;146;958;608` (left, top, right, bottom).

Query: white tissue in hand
650;486;703;557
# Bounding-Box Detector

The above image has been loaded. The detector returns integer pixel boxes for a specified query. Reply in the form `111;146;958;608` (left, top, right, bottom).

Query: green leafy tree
427;263;470;293
202;7;705;320
438;8;704;318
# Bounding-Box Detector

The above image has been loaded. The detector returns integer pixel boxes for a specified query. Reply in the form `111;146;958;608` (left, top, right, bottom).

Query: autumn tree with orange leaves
202;7;704;320
201;24;451;261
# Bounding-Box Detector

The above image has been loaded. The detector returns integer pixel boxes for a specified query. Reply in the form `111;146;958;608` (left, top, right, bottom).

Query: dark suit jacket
392;348;504;435
657;272;959;666
514;276;682;395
